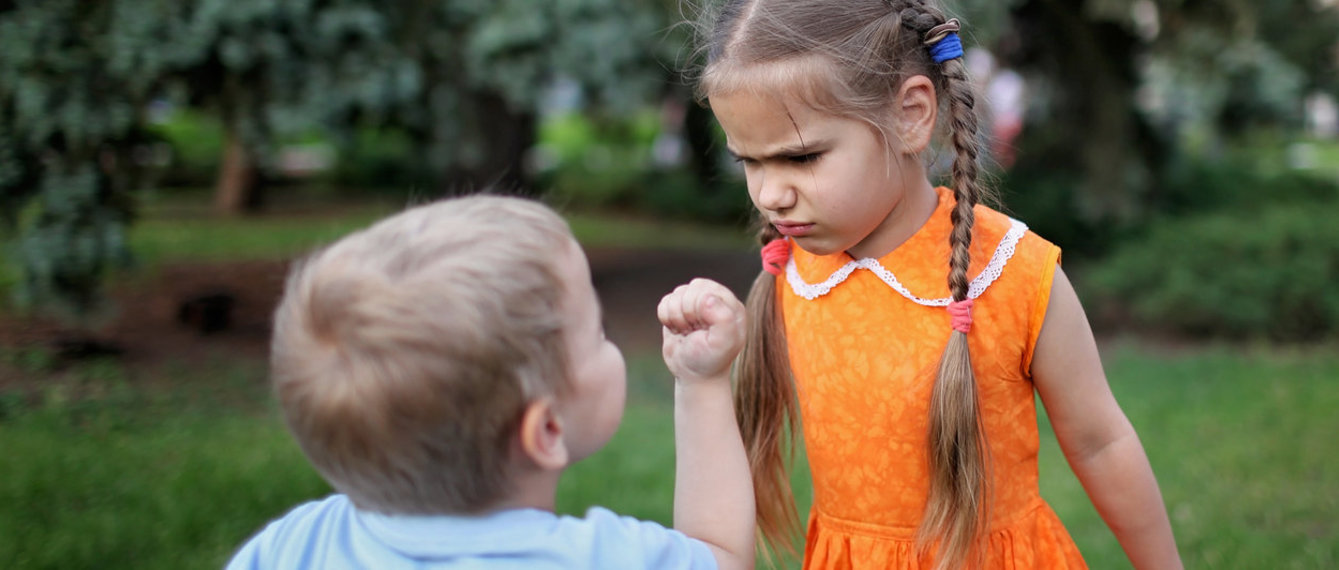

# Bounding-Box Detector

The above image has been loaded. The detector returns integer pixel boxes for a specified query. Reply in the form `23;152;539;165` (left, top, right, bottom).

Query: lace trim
784;218;1028;304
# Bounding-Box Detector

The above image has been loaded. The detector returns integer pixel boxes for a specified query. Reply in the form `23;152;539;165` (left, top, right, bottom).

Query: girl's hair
270;195;574;515
698;1;990;567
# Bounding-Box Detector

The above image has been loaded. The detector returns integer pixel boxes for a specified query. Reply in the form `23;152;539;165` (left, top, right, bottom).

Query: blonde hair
698;1;991;567
270;194;574;515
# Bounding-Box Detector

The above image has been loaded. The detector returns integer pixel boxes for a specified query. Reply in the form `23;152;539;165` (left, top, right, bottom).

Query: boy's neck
492;467;563;512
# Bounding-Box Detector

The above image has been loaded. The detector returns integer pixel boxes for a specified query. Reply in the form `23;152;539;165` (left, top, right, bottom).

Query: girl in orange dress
687;1;1184;568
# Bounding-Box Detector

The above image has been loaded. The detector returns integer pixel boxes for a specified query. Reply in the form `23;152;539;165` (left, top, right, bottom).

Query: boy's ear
518;398;569;471
894;75;938;155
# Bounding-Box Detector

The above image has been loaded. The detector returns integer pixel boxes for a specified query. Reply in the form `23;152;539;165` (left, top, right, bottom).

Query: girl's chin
790;237;846;258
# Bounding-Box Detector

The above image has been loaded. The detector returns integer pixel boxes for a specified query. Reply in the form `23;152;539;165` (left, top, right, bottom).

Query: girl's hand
658;278;747;383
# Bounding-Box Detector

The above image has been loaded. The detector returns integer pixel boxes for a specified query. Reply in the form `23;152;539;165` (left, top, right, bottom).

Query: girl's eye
789;153;821;164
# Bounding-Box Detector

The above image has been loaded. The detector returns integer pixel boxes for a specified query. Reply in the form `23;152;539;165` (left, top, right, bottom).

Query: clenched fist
657;278;747;383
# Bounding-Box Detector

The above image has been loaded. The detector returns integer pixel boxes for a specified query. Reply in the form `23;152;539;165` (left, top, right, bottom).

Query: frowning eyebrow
727;139;829;162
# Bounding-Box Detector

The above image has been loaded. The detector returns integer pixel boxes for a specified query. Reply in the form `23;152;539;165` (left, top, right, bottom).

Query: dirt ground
0;247;760;392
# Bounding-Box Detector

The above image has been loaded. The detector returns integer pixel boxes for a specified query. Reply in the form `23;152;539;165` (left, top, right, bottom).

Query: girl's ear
894;75;938;155
518;398;569;471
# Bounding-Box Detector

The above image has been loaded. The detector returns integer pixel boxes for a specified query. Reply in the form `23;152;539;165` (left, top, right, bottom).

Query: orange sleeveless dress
778;187;1086;569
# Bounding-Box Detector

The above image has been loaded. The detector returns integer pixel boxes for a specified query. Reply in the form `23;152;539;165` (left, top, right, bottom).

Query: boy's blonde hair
270;195;574;515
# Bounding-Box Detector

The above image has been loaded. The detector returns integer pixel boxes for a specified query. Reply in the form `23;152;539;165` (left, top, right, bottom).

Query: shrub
1086;203;1339;341
152;110;225;188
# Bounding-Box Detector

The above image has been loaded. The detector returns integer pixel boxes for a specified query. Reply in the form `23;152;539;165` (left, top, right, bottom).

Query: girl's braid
895;3;991;570
941;55;980;301
736;218;800;561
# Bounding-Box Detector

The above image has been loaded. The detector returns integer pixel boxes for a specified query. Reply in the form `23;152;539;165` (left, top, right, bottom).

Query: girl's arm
658;278;756;570
1031;266;1183;569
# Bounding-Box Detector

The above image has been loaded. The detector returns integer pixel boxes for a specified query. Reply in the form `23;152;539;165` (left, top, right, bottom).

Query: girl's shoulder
970;200;1061;283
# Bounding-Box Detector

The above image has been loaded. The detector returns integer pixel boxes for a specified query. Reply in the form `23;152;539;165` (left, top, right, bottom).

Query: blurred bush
153;110;224;188
1153;144;1339;217
326;128;426;195
536;112;657;208
1086;200;1339;341
536;112;751;224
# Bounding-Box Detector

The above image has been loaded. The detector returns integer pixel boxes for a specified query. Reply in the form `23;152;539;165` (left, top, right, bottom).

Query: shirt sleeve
223;498;332;570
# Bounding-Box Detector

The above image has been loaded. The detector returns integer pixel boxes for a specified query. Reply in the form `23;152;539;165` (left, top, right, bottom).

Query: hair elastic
924;18;964;63
761;239;790;276
947;298;973;333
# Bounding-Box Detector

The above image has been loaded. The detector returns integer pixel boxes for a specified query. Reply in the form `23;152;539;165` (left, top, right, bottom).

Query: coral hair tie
947;298;973;333
761;239;790;276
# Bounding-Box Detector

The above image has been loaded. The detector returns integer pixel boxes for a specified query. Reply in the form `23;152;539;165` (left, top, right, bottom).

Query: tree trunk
1009;0;1162;222
683;94;721;188
450;91;536;196
214;125;257;215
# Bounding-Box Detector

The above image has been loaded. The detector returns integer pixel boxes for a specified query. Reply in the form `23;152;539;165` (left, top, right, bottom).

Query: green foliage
0;0;669;318
0;1;152;318
13;163;133;317
1087;202;1339;340
1153;148;1339;216
151;111;225;188
538;112;659;208
537;110;754;224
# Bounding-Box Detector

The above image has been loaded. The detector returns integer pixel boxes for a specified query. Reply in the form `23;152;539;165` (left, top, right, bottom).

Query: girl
693;1;1184;569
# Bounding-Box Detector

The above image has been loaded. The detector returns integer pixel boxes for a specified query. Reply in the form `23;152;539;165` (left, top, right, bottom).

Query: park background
1;0;1337;568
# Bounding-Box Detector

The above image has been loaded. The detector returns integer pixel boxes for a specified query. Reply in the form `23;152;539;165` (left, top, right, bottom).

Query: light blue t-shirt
227;494;717;569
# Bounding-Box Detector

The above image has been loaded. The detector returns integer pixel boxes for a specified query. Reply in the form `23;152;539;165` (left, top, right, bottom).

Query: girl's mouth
773;222;814;237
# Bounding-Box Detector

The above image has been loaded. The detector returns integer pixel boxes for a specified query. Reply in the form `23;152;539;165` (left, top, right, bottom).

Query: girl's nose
752;170;797;213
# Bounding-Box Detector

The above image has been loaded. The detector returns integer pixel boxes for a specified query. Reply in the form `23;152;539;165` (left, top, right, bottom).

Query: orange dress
778;187;1086;569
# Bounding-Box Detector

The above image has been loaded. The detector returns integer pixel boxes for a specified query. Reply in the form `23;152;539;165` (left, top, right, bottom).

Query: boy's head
270;195;626;515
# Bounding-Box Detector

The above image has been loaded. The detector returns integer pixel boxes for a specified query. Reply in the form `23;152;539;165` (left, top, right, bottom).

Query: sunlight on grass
129;208;397;267
123;195;749;271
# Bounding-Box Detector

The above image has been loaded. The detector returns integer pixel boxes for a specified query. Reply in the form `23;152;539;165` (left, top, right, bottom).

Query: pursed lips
772;221;814;237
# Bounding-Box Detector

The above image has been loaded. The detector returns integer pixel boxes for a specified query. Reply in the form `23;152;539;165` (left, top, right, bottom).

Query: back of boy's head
270;194;574;515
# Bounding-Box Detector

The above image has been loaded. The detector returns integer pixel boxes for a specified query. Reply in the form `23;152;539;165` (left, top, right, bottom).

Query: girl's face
710;89;931;259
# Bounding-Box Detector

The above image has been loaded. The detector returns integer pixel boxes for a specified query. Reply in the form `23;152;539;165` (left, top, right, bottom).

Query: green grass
1;343;1336;568
1039;341;1339;569
124;193;749;269
0;355;329;570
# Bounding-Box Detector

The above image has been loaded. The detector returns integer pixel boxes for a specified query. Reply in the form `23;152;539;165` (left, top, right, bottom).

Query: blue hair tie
928;32;963;63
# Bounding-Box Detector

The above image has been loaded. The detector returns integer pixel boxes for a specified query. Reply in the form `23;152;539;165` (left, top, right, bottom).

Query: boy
228;195;754;569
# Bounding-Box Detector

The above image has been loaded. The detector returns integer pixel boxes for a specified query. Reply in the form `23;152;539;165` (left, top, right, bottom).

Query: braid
908;7;992;570
942;56;981;301
735;220;802;561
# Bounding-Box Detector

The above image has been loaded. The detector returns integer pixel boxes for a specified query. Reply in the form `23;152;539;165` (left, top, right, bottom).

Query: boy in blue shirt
228;195;755;569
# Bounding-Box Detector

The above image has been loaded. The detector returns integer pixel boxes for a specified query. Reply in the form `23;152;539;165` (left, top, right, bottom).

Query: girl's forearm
1069;431;1183;570
674;377;756;570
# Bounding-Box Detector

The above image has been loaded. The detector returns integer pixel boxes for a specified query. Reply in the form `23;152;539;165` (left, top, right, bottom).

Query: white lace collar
785;218;1028;305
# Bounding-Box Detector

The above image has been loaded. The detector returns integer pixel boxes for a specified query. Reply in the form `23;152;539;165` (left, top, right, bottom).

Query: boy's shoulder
227;495;717;569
